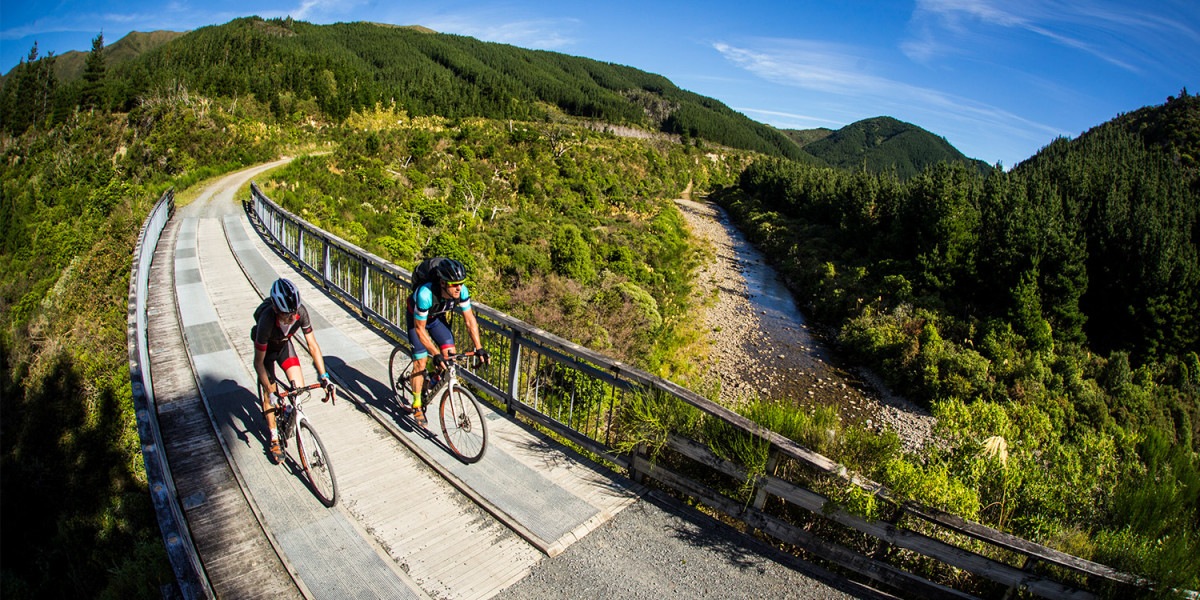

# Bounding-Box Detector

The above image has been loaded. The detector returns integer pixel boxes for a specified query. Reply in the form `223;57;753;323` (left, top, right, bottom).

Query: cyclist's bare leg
283;364;305;389
259;380;284;463
411;356;427;406
259;383;278;430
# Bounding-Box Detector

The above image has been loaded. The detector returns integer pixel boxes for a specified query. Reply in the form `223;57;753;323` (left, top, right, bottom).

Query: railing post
298;228;305;269
359;257;369;312
751;450;782;511
870;501;904;561
322;237;331;287
506;333;522;417
630;442;648;484
1001;557;1039;600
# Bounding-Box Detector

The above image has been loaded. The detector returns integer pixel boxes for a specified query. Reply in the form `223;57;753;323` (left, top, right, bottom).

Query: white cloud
713;37;1065;163
904;0;1200;73
736;107;843;128
713;40;890;97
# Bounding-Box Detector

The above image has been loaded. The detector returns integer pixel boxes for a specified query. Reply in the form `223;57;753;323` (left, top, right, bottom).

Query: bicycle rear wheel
296;419;338;507
439;385;487;463
388;345;415;403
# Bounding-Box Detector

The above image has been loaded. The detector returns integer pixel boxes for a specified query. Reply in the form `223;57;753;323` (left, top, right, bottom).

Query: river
675;198;935;452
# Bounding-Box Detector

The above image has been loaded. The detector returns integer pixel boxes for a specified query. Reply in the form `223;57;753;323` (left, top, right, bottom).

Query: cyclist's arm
253;312;276;395
254;348;275;396
412;286;442;358
304;330;328;376
461;307;484;354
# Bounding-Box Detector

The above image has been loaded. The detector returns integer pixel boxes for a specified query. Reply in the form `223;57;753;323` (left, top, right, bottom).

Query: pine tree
80;33;106;110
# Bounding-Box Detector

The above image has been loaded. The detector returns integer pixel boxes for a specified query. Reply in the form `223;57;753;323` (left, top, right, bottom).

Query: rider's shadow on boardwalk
324;356;422;435
198;374;286;465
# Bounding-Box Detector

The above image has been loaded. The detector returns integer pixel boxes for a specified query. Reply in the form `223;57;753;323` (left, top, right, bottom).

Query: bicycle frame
424;361;459;402
267;374;339;507
272;381;314;437
390;350;488;462
405;351;481;399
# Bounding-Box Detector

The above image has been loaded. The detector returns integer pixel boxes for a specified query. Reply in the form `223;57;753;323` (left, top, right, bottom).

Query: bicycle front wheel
388;345;415;404
296;419;338;507
439;385;488;463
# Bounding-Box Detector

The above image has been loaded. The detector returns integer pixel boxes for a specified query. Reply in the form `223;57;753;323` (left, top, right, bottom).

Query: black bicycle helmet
434;258;468;285
270;278;301;313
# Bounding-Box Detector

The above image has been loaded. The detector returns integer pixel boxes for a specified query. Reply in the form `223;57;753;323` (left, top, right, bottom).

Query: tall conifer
80;33;106;110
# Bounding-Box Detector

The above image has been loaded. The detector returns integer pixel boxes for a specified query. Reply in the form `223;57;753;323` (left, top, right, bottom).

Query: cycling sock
269;427;278;441
413;392;423;409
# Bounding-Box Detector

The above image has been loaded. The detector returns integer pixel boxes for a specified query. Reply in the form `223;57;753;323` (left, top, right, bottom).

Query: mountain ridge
103;17;821;163
784;116;992;178
1;30;187;88
4;18;992;175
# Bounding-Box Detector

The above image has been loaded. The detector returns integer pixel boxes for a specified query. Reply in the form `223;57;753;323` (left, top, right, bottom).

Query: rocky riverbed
675;198;935;453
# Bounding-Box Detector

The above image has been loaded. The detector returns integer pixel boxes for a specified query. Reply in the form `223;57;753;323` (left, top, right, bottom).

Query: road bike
269;376;339;507
388;347;488;463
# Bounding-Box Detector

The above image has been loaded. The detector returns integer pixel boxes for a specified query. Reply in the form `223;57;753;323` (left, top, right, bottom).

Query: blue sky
2;1;1197;168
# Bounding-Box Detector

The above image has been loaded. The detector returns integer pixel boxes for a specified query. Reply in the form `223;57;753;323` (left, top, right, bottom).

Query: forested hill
720;93;1199;585
1016;88;1200;175
1;16;817;163
784;116;992;178
779;127;834;147
1007;92;1200;360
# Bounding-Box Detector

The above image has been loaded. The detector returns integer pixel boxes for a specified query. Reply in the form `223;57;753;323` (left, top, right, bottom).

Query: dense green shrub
549;225;595;283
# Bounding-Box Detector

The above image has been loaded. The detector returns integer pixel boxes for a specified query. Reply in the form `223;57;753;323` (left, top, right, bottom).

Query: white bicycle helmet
270;278;301;313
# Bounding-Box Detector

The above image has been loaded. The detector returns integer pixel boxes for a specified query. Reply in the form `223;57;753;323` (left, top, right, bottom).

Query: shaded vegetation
1;91;294;597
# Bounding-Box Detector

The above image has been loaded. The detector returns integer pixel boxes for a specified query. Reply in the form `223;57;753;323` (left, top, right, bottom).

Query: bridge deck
151;162;642;599
149;216;301;600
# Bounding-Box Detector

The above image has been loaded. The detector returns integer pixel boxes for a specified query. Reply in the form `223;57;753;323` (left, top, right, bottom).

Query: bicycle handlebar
404;350;487;380
274;380;336;405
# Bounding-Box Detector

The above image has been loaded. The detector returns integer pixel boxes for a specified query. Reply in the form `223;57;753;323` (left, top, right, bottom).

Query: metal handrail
247;181;1156;599
127;189;213;599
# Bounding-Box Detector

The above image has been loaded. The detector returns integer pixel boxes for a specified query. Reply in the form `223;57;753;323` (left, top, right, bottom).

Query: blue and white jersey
410;281;471;322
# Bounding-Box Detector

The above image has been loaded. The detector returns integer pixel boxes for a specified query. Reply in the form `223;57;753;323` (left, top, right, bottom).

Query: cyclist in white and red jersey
406;258;490;426
253;278;332;463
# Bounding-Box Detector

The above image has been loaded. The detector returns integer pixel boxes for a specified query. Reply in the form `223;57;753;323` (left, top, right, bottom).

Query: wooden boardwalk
148;161;643;599
149;215;301;600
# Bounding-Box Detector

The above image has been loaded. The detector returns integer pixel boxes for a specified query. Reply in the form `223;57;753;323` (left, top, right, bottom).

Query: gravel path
493;493;873;600
674;198;936;453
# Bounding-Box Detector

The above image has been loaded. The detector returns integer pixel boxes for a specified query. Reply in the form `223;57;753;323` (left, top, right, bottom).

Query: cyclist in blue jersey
406;258;490;426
